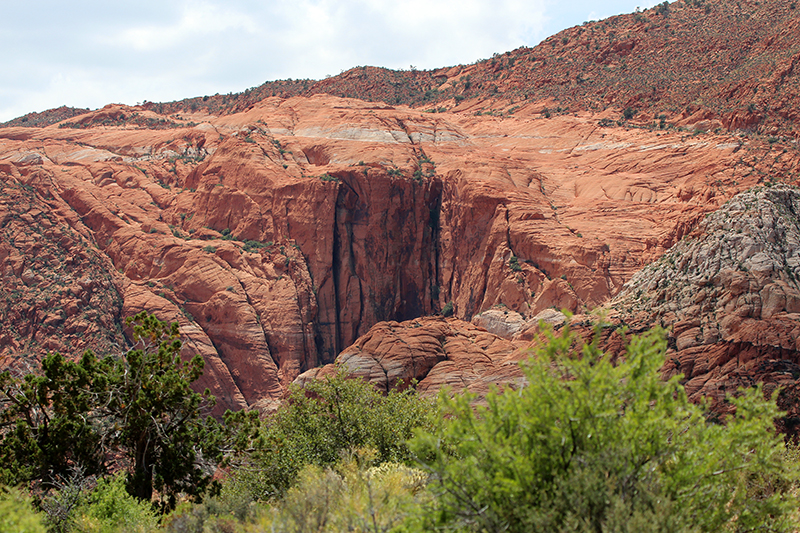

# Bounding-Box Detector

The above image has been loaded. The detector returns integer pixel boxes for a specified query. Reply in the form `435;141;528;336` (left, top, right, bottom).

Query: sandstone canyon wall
3;95;797;413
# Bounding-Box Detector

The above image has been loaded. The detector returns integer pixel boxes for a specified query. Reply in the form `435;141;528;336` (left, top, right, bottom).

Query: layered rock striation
2;0;800;411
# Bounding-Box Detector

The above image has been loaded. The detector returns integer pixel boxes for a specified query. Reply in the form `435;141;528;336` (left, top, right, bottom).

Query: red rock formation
294;316;526;398
1;94;798;412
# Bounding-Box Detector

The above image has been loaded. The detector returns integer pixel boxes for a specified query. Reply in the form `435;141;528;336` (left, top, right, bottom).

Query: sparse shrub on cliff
441;301;454;317
242;239;269;253
410;323;799;532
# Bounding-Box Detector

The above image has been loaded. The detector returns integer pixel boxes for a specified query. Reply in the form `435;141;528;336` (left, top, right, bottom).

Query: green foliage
112;312;222;507
0;487;46;533
508;255;522;272
242;239;269;253
0;353;107;488
0;313;223;511
202;245;217;253
441;301;454;317
623;107;638;120
411;324;799;532
162;469;257;533
235;370;436;500
253;452;429;533
72;474;158;533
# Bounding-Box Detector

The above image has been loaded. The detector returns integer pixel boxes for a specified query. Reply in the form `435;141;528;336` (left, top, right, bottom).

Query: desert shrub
251;450;429;533
0;487;46;533
232;370;436;500
71;474;158;533
411;324;799;532
40;468;94;533
441;301;454;317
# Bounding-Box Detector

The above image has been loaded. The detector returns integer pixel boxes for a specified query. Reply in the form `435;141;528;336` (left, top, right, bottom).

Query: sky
0;0;662;122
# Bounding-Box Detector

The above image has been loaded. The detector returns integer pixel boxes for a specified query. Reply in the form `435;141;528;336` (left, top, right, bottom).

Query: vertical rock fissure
504;203;515;260
429;180;444;313
331;182;344;357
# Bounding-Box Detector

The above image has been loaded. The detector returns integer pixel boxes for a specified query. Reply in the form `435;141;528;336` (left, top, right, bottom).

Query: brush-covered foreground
1;316;799;533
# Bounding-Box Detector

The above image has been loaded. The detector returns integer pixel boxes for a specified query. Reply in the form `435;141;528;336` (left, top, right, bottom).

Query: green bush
0;487;46;533
441;301;454;317
0;313;224;511
233;370;436;500
251;451;429;533
411;324;799;532
72;474;158;533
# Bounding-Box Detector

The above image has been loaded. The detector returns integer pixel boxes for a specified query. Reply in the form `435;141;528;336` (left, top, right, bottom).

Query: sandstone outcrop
2;0;800;412
607;185;800;427
294;316;526;398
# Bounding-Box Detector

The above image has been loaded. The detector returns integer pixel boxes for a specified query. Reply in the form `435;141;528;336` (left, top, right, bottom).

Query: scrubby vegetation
1;315;798;532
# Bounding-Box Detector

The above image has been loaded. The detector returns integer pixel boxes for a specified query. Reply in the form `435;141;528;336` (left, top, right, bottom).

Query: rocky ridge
6;0;800;138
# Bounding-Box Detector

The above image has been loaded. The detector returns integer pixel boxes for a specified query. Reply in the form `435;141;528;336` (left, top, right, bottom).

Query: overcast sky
0;0;661;122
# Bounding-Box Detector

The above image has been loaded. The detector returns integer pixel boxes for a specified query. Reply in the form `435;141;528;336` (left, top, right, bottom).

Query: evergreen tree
0;312;222;510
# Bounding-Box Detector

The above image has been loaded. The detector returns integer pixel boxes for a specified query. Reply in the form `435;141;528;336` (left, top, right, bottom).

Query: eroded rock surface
609;185;800;419
295;316;526;398
1;94;798;412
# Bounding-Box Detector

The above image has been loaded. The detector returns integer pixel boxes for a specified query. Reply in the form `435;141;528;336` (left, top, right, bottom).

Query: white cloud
112;1;258;51
0;0;650;122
